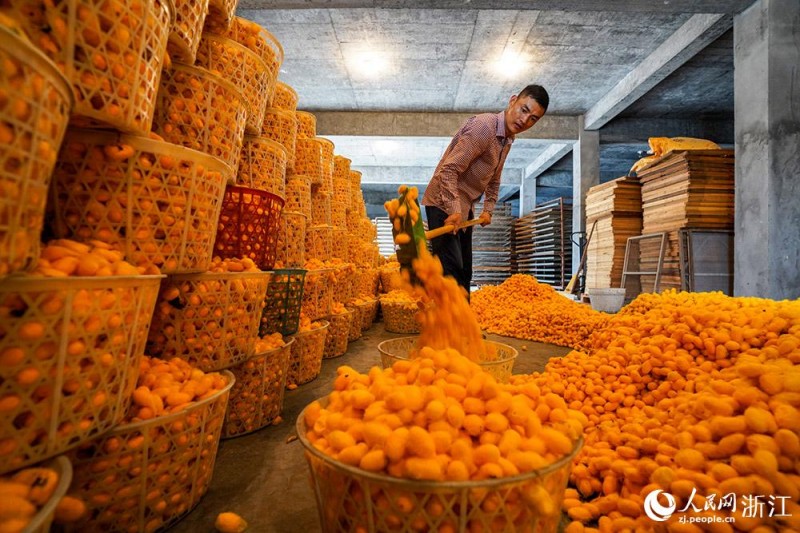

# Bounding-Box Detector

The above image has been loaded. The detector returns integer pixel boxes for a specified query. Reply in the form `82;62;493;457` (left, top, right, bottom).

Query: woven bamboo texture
0;26;72;277
322;311;352;359
195;34;271;134
222;339;293;437
64;374;233;532
296;110;316;139
0;275;161;474
167;0;210;63
301;269;335;320
239;135;287;196
147;272;270;371
272;81;298;111
287;321;328;386
305;225;332;261
261;108;298;171
277;211;307;268
7;0;170;134
50;129;230;274
153;64;246;173
285;174;312;218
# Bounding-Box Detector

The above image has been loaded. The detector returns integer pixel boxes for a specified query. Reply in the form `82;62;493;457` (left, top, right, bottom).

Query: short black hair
518;85;549;112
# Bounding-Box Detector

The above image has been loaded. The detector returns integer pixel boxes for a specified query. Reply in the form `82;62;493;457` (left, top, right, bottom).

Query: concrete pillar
572;116;600;273
519;175;537;217
734;0;800;300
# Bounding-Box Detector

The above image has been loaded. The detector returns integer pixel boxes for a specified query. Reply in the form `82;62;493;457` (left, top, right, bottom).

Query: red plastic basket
214;186;285;270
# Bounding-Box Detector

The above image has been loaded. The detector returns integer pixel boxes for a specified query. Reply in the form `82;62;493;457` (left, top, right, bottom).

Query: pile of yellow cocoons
302;346;585;483
471;275;609;350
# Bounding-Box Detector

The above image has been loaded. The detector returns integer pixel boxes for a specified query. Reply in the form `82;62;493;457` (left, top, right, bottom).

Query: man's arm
481;156;504;219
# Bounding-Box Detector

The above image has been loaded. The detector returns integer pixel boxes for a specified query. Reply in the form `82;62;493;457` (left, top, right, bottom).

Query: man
421;84;549;297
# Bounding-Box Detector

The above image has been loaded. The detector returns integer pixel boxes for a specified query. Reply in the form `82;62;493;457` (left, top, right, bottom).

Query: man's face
504;95;546;136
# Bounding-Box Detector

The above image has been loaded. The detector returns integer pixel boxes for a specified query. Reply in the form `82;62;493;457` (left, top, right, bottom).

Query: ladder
620;232;668;295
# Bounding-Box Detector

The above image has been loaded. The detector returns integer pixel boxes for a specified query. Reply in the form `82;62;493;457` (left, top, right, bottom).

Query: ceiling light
349;50;390;78
494;49;525;78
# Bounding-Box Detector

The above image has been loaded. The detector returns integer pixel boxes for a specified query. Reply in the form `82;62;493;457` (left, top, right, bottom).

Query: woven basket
277;211;307;268
153;63;247;173
301;269;335;320
146;271;271;371
285;174;312;218
296;110;316;139
222;338;293;438
6;0;170;135
356;268;380;297
272;81;298;111
167;0;210;63
331;263;357;305
214;186;285;270
17;456;73;533
350;169;362;195
0;25;72;278
294;138;323;186
379;268;403;293
332;177;353;212
379;299;420;334
50;129;230;274
315;137;335;192
287;321;329;386
261;108;298;171
205;0;237;30
305;225;332;261
355;298;379;331
297;398;580;533
259;269;306;336
311;191;332;226
330;228;348;261
333;155;351;181
196;34;271;134
239;136;287;196
345;305;362;341
379;337;519;384
322;310;352;359
64;373;233;533
0;275;161;475
205;17;283;110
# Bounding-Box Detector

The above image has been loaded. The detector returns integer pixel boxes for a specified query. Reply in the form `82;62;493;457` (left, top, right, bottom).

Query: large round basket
63;372;234;533
378;337;518;384
296;399;582;533
0;25;72;278
222;338;294;438
0;275;161;474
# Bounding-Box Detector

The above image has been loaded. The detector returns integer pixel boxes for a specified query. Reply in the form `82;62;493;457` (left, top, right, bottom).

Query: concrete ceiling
238;0;747;212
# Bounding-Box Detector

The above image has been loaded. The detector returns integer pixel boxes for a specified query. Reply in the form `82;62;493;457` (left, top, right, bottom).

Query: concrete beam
522;143;573;181
601;117;735;144
358;166;522;185
584;14;733;130
238;1;754;14
315;112;579;142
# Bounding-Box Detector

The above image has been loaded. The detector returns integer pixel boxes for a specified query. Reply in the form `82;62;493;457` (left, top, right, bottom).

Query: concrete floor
170;325;571;533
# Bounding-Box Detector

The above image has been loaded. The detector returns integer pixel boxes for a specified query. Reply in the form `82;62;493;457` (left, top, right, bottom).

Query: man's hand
443;212;463;234
479;211;492;227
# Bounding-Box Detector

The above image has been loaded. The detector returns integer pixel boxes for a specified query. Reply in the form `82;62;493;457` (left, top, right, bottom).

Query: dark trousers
425;206;473;297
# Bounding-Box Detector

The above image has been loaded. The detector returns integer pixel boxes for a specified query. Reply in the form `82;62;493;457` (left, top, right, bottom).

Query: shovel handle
425;218;482;240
